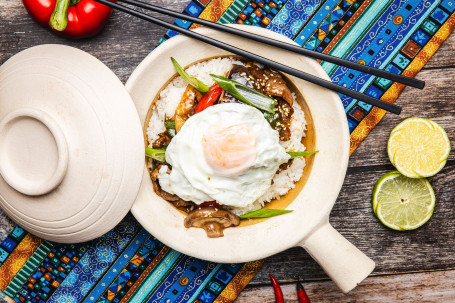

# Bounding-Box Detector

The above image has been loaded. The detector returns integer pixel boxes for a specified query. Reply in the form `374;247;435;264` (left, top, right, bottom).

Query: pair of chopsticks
94;0;425;115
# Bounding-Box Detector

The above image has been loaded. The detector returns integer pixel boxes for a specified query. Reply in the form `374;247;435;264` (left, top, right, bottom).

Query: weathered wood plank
1;1;455;301
350;67;455;167
0;0;187;83
423;30;455;69
250;162;455;283
237;269;455;302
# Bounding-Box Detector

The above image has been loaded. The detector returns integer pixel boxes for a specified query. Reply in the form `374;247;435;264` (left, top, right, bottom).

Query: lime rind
372;171;435;231
372;170;401;214
387;117;451;178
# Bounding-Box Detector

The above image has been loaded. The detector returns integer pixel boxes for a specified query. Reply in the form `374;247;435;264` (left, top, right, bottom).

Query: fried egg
158;103;290;208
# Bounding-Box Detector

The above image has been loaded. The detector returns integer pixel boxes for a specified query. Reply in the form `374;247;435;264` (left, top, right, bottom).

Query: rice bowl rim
127;25;350;263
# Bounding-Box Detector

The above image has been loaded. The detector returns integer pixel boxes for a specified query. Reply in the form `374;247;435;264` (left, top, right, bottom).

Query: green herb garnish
210;74;277;114
164;120;176;137
145;147;166;162
287;151;318;159
240;209;293;219
171;58;209;93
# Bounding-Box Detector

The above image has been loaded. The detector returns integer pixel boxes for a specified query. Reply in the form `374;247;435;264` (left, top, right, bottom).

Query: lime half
372;171;435;231
388;117;450;178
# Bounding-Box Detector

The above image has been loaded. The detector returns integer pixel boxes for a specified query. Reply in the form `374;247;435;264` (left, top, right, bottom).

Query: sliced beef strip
151;180;181;202
152;131;172;148
245;62;293;105
246;63;268;92
229;64;253;86
150;166;196;213
276;99;293;141
264;78;293;105
172;200;196;212
276;159;294;174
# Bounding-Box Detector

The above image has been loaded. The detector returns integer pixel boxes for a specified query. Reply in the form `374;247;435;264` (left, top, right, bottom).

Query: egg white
158;103;290;208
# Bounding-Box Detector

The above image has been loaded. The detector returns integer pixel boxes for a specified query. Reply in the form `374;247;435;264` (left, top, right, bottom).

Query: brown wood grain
250;163;455;284
424;33;455;69
1;0;454;301
350;67;455;167
237;269;455;302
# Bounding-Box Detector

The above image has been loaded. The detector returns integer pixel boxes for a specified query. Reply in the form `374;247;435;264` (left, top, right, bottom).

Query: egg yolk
203;123;257;177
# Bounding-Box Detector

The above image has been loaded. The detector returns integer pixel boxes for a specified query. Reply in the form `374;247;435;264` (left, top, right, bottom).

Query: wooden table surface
1;0;454;302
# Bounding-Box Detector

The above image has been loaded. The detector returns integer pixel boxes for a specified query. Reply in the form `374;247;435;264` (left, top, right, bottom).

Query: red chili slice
194;84;223;113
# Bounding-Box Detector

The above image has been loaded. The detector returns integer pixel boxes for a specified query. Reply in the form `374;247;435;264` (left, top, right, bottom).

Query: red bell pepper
194;84;223;114
22;0;113;39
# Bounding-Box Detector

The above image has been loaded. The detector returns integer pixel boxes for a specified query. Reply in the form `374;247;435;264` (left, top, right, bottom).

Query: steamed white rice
147;57;307;215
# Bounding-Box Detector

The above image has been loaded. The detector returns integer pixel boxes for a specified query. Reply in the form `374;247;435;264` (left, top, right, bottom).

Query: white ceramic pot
0;25;374;293
127;25;375;293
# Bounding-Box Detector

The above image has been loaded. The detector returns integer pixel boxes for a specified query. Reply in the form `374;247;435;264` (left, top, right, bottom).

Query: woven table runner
1;1;454;302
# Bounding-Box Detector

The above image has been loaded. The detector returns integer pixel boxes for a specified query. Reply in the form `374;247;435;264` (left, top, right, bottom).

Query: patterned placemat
1;1;454;302
161;0;455;154
0;214;264;303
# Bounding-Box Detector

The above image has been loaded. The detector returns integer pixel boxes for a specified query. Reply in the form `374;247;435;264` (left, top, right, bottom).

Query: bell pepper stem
49;0;70;31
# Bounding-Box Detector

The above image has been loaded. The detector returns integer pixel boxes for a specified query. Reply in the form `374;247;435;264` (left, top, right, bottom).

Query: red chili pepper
194;84;223;114
269;274;284;303
297;278;310;303
22;0;113;39
199;201;223;209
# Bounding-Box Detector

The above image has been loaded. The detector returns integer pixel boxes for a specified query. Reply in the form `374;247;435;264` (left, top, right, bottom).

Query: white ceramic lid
0;45;145;243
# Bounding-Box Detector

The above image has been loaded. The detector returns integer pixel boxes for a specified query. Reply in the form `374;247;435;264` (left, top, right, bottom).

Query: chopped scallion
240;209;293;219
145;147;166;162
164;120;176;137
164;120;175;129
210;74;277;113
287;151;319;158
171;58;209;93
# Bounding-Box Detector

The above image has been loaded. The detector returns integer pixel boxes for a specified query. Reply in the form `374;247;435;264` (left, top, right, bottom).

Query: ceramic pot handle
298;222;375;293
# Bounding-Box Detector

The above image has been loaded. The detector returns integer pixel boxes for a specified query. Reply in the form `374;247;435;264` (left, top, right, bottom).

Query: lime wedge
387;117;450;178
372;171;435;231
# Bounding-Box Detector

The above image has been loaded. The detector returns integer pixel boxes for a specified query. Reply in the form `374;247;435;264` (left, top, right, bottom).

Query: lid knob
0;108;69;196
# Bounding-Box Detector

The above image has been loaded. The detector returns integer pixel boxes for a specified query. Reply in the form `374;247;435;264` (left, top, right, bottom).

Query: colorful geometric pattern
0;215;263;303
0;226;27;266
1;1;454;303
161;0;455;155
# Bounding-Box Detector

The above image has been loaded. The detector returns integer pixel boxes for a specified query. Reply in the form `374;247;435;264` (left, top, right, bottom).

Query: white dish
127;25;375;293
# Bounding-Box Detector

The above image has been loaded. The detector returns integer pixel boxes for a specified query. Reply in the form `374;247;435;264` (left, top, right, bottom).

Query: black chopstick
94;0;402;114
119;0;424;90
